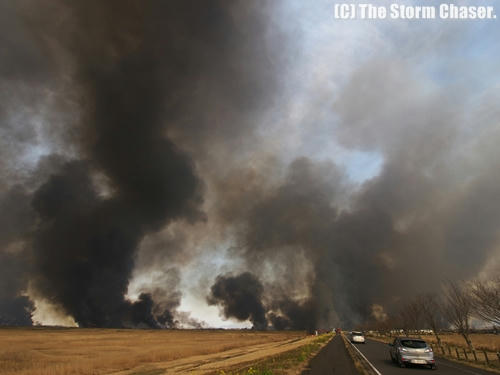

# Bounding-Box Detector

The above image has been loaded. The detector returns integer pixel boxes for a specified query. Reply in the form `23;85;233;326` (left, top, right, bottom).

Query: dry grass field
425;333;500;352
0;328;307;375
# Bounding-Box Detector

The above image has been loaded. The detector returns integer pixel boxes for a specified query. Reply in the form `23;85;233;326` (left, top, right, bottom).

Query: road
352;339;498;375
304;335;358;375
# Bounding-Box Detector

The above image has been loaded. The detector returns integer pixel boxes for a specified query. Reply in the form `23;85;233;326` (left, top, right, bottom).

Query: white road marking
346;339;383;375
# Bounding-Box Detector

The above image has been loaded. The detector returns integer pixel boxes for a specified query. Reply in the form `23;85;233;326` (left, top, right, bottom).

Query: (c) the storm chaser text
334;3;497;20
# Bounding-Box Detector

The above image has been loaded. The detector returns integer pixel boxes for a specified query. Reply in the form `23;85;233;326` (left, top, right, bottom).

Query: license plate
411;359;427;364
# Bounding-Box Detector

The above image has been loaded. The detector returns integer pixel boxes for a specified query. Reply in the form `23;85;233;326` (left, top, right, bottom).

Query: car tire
398;357;405;368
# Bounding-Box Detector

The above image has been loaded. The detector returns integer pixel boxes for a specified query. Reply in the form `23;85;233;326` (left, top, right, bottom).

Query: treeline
361;278;500;351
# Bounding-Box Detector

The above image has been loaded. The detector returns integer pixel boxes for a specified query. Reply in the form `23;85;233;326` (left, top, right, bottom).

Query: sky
1;0;499;329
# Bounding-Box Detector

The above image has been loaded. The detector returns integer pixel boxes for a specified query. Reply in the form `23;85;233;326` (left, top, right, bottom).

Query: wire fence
429;341;500;369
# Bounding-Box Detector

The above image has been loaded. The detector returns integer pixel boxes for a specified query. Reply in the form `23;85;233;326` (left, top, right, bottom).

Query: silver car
389;337;436;369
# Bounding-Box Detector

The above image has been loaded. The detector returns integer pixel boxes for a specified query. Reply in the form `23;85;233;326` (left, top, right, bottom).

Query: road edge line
345;338;382;375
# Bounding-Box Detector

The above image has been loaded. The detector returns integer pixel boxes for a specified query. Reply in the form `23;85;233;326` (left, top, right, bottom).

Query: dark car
389;337;436;369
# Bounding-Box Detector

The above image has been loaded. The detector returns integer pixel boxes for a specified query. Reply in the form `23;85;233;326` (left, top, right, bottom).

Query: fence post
440;345;445;355
483;350;489;365
447;345;452;356
456;347;460;359
472;349;477;362
496;352;500;364
463;348;468;360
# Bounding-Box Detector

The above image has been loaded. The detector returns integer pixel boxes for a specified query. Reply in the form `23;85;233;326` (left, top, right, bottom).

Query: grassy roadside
213;333;334;375
366;334;500;374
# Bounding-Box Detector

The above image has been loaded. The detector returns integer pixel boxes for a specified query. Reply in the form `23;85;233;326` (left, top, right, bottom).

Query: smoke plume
1;0;500;330
208;273;267;330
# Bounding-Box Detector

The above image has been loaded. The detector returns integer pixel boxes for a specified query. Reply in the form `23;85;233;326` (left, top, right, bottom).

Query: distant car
335;328;342;334
350;331;365;343
389;337;436;370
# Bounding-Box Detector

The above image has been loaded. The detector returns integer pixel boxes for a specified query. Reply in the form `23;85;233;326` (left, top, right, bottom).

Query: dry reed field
417;333;500;352
0;327;306;375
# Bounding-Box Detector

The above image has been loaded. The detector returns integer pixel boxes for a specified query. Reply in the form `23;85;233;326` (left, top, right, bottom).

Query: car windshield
401;340;427;348
352;332;363;336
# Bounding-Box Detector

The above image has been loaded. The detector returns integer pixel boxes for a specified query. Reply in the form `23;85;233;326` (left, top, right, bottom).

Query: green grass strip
216;333;334;375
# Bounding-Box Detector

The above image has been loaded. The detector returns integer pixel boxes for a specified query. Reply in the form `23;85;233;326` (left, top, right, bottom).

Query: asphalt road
353;339;498;375
303;335;358;375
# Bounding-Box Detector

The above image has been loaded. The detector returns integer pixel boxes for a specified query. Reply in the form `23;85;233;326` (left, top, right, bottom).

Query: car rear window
352;332;363;336
401;340;427;348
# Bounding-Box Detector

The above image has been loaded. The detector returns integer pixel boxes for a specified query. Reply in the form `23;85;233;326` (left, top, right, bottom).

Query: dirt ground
0;328;308;375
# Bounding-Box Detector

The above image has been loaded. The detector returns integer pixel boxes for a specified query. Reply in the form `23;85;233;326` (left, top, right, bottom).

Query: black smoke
208;271;318;332
2;0;500;331
0;188;35;325
268;298;317;332
24;0;208;327
208;272;267;330
0;251;34;326
0;0;285;327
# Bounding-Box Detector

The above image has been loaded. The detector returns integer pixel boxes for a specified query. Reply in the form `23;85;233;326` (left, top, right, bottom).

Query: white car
350;331;366;343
